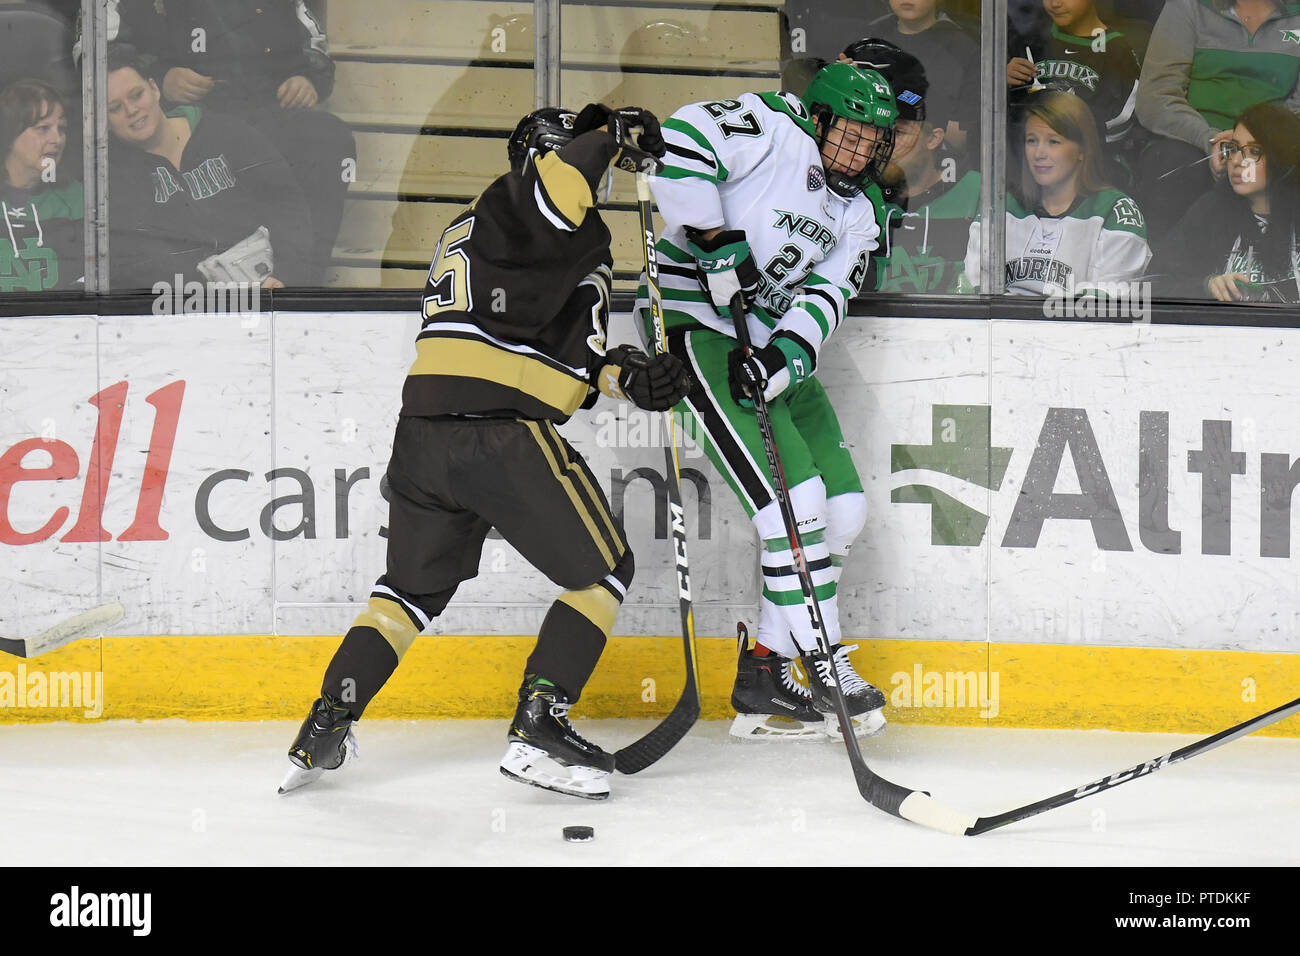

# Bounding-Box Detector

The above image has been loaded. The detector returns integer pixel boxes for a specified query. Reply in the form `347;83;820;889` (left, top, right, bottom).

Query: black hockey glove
685;227;762;319
609;107;665;158
602;345;691;411
574;104;666;175
727;335;812;406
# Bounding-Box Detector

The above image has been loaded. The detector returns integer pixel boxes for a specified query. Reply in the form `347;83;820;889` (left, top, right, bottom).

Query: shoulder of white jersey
748;90;817;137
660;91;790;184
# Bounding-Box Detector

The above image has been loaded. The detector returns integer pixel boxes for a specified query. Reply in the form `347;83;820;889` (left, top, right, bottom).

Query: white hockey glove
197;226;275;284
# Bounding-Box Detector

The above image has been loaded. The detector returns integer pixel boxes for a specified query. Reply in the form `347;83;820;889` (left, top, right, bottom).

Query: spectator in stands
104;43;312;291
964;91;1151;296
865;0;980;154
1153;102;1300;303
841;38;979;294
0;78;82;292
1007;0;1144;187
82;0;354;284
1135;0;1300;240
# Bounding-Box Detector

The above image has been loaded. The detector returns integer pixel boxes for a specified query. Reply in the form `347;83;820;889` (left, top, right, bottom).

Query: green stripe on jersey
802;301;831;338
756;91;817;140
663;118;730;181
659;164;719;183
657;238;696;264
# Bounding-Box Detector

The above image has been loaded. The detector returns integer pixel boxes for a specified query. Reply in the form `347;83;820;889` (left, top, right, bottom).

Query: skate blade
278;763;324;794
277;728;358;794
822;709;887;740
729;713;827;740
499;742;610;800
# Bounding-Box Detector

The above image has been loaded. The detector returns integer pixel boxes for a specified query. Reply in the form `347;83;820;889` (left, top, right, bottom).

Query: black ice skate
800;643;887;739
499;676;614;800
729;623;826;740
278;694;359;794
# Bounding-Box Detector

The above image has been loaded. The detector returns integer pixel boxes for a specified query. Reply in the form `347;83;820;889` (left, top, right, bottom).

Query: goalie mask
507;107;578;173
802;61;899;197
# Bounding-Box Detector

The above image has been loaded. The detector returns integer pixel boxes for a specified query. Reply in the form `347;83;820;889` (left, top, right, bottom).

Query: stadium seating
324;0;782;288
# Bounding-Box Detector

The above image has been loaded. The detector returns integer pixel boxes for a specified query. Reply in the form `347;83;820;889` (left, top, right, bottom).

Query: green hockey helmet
802;61;899;196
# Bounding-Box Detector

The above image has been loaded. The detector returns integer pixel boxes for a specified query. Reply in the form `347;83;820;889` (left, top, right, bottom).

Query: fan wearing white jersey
964;90;1151;297
638;62;896;740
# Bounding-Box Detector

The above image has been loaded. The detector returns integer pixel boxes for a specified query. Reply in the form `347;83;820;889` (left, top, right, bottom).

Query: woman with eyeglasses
1135;0;1300;240
1153;101;1300;303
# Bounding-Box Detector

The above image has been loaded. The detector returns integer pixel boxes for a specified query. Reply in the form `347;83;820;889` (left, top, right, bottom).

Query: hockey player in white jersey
639;62;897;740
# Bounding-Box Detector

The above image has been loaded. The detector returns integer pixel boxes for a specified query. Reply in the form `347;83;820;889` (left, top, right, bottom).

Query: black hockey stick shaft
613;174;701;774
966;693;1300;835
731;298;978;835
731;305;865;744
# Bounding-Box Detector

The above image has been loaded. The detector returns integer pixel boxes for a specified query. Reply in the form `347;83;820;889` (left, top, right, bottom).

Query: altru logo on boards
892;403;1300;558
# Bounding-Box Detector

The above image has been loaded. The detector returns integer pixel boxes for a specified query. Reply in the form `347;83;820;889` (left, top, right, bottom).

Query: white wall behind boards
2;311;1298;654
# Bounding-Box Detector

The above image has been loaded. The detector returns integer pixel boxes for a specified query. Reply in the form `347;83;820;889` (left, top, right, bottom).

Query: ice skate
499;676;614;800
800;643;887;739
279;694;359;794
729;624;825;740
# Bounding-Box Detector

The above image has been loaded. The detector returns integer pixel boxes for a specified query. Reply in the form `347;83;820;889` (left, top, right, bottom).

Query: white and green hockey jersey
642;91;880;368
962;188;1151;295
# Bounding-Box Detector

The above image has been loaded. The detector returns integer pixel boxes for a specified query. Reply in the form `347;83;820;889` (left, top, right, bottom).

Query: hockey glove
573;104;666;174
685;227;761;319
601;345;691;411
727;334;812;406
609;106;666;175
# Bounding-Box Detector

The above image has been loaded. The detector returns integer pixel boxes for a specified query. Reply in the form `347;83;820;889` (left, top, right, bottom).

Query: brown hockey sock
525;584;621;701
322;625;399;718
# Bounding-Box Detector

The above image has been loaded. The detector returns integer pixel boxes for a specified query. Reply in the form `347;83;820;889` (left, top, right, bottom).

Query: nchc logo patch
807;164;825;191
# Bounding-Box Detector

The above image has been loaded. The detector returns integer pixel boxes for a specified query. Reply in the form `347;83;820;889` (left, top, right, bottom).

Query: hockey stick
730;296;978;835
613;173;701;775
965;693;1300;834
0;602;125;659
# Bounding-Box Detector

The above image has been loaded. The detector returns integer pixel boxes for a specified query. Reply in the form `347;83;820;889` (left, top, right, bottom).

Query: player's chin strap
823;169;863;198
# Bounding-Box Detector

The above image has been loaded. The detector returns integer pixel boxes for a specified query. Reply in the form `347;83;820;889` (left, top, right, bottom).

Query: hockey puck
562;826;595;843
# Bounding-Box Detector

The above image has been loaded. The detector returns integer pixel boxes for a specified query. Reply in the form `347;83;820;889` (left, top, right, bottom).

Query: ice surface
1;719;1295;866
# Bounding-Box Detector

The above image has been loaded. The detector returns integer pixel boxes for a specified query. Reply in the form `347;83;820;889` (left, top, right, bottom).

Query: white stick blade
898;791;979;836
25;602;126;657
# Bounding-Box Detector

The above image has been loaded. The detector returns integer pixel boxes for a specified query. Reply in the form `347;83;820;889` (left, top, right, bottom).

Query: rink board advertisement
1;312;1298;728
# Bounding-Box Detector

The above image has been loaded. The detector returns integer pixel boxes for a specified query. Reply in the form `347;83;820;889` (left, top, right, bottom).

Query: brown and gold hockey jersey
401;130;620;422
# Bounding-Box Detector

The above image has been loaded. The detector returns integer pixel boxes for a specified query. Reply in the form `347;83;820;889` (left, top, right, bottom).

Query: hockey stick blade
850;692;1300;836
614;676;701;774
613;173;701;775
0;602;126;659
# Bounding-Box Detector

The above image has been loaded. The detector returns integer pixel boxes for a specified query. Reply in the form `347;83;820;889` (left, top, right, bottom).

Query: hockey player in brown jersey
280;105;689;800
